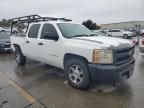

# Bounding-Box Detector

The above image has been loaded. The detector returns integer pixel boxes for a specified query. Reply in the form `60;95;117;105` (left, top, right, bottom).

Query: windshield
57;23;97;38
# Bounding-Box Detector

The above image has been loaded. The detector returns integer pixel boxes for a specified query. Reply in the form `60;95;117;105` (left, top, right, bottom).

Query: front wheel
65;58;90;89
15;48;26;65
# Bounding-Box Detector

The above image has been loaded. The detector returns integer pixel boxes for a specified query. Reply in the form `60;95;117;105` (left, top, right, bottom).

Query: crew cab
10;15;135;89
107;29;135;39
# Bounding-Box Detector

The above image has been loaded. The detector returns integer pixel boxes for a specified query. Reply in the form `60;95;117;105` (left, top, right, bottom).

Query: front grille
114;46;135;65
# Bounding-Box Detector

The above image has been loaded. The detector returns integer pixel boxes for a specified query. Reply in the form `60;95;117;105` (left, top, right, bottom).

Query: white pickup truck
10;15;135;89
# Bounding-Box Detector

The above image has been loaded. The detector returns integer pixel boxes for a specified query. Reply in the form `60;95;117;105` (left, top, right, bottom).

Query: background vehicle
0;27;20;34
125;29;138;36
141;29;144;36
107;29;135;39
139;36;144;53
132;37;139;45
92;30;108;36
0;27;2;32
0;27;11;33
0;34;11;53
10;15;135;89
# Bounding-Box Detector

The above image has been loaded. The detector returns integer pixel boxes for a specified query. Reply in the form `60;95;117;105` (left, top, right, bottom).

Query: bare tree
82;19;101;30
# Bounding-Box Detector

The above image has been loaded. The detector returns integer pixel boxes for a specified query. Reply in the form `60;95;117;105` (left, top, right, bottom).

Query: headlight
93;49;113;64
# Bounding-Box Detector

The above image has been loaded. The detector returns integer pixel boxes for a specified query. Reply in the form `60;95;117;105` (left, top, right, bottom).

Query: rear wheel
65;58;90;89
15;47;26;65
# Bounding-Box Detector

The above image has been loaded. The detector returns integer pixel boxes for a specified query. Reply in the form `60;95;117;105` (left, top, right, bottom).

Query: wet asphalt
0;33;144;108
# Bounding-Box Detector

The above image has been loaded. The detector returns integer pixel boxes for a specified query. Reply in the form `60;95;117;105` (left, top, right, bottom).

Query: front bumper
139;47;144;53
88;58;135;83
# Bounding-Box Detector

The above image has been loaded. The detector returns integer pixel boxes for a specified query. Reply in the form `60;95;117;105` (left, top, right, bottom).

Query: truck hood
72;36;133;49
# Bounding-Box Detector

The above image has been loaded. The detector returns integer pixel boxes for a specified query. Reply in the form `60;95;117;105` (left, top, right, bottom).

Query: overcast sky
0;0;144;24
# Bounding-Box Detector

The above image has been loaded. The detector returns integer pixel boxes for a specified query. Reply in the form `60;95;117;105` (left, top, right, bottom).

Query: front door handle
25;41;30;43
38;43;44;45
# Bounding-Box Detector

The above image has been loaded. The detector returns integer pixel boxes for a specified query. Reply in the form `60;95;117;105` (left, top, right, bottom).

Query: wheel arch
13;44;24;54
13;44;20;50
63;53;88;68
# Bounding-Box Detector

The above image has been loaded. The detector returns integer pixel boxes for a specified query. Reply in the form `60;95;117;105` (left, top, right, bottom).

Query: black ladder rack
10;14;72;35
11;14;72;24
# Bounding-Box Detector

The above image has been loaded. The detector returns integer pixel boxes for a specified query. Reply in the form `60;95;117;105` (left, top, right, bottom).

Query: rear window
28;24;40;38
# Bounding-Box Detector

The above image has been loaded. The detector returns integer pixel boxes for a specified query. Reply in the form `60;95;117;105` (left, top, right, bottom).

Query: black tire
64;58;90;89
15;47;26;65
123;34;128;39
1;30;5;33
142;33;144;37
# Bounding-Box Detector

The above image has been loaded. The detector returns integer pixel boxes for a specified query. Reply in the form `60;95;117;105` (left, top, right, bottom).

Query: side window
41;24;58;39
28;24;40;38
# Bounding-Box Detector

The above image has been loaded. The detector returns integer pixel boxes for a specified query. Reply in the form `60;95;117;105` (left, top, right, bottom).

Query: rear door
23;24;41;60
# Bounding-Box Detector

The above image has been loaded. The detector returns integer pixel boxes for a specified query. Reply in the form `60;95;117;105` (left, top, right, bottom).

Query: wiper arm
72;34;89;37
89;34;98;36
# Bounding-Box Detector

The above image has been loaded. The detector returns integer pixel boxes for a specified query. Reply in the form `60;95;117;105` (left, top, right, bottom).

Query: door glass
41;24;58;39
28;24;40;38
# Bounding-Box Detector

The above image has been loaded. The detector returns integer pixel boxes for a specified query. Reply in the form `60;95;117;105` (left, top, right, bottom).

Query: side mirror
44;32;59;41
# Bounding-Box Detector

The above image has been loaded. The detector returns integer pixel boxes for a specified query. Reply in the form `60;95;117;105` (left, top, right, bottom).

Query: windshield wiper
89;34;98;36
72;34;89;38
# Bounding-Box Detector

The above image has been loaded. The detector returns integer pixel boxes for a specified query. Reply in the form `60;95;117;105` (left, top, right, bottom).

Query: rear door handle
25;41;30;43
38;43;44;45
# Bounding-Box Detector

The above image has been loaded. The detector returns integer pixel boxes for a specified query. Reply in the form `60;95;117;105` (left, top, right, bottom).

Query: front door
37;23;62;68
